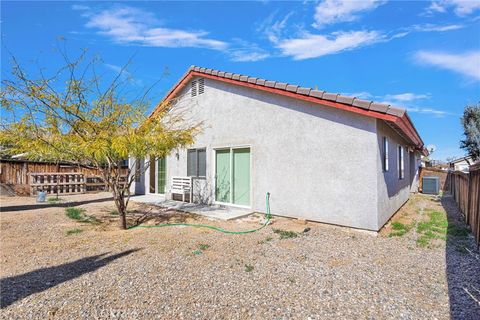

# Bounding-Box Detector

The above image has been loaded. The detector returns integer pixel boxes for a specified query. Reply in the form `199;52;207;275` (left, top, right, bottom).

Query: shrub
273;229;298;239
65;207;99;224
65;207;86;220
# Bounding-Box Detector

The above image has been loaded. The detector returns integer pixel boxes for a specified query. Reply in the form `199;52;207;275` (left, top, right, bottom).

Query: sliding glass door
215;150;231;203
149;156;166;194
215;148;250;206
157;157;166;194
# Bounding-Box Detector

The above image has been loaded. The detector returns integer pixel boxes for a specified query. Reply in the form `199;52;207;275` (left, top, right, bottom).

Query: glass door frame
213;145;252;209
147;156;167;195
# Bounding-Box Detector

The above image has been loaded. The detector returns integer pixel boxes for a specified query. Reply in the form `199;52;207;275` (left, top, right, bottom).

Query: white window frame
212;144;252;209
383;137;389;172
398;145;404;179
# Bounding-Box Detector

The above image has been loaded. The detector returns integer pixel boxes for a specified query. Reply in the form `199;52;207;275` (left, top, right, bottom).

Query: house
130;66;427;231
448;156;473;172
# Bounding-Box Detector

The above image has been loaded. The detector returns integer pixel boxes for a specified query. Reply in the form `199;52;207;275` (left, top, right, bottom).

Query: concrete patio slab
130;194;253;221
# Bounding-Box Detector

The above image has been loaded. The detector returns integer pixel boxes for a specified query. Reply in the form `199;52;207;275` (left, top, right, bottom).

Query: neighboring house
448;156;473;172
130;66;427;231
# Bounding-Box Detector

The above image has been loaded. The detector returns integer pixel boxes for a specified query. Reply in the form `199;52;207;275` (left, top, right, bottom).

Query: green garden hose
129;192;271;234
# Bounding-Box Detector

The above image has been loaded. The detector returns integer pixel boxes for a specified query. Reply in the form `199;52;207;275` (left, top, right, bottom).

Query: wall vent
191;80;197;97
198;78;205;95
422;176;439;194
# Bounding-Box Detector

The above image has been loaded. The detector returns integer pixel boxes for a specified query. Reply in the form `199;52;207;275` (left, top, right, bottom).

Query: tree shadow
0;196;114;212
441;195;480;319
128;205;198;227
0;249;141;308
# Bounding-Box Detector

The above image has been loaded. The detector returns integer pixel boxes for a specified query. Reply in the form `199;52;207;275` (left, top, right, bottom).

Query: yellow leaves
1;52;201;167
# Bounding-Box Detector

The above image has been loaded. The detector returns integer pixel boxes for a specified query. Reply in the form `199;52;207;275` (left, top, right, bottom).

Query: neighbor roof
151;66;426;154
448;156;473;164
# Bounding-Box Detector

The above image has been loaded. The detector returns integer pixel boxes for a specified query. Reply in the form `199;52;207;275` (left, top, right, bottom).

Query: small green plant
47;197;63;204
192;243;210;255
389;230;407;237
415;210;448;247
245;264;254;272
66;228;83;235
65;207;99;224
416;236;429;247
66;207;85;220
258;236;273;244
273;229;298;239
388;221;411;237
391;222;407;230
198;244;210;251
108;210;119;215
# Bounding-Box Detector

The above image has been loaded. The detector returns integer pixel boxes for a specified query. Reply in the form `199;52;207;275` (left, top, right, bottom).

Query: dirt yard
0;192;479;319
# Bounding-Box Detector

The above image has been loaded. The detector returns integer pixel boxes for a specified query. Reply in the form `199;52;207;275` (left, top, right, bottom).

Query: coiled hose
129;192;271;234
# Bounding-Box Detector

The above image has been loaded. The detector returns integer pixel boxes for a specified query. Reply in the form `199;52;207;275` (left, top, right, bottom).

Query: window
382;137;389;172
134;160;141;182
187;148;206;177
191;78;204;97
398;145;404;179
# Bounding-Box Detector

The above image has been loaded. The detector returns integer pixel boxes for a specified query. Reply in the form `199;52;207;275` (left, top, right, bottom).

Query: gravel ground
0;192;479;319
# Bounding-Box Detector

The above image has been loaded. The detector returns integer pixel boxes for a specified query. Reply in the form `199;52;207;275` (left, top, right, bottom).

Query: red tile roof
151;66;426;155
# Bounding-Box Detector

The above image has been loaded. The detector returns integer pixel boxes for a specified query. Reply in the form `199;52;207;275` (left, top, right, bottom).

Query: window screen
383;137;389;172
187;149;197;176
398;146;404;179
187;148;206;177
198;149;206;176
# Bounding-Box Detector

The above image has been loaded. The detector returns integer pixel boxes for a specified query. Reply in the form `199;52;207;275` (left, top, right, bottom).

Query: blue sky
1;0;480;161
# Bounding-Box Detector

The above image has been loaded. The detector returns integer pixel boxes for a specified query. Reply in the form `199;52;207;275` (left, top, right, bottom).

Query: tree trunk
111;185;128;230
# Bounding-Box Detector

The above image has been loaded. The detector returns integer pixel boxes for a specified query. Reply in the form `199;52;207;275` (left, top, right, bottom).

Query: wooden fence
448;163;480;247
29;172;128;195
0;159;128;196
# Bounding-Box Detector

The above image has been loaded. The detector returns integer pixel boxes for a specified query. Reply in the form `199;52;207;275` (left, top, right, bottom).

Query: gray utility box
422;176;440;194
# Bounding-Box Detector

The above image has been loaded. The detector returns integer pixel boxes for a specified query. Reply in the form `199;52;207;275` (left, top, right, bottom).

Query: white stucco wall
130;76;422;231
375;120;418;229
155;76;380;230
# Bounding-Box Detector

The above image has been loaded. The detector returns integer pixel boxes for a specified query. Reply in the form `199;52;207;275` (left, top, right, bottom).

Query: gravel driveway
0;193;479;319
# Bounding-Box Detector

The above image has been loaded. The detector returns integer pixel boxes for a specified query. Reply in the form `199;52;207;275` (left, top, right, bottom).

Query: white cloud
412;23;464;32
277;30;382;60
426;0;480;16
104;63;143;87
257;11;295;42
227;39;271;62
384;93;430;102
343;91;454;117
313;0;386;28
404;107;455;117
82;6;228;51
343;91;374;99
414;50;480;80
381;92;457;117
104;63;123;74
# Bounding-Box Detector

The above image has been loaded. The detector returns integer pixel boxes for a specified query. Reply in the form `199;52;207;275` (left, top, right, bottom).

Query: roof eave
150;67;425;151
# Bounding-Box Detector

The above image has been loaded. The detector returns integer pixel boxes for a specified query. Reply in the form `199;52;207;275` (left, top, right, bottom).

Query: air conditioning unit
422;176;439;194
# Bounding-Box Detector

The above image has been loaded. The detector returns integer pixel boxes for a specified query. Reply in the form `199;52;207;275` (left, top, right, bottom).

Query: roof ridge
189;65;406;118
